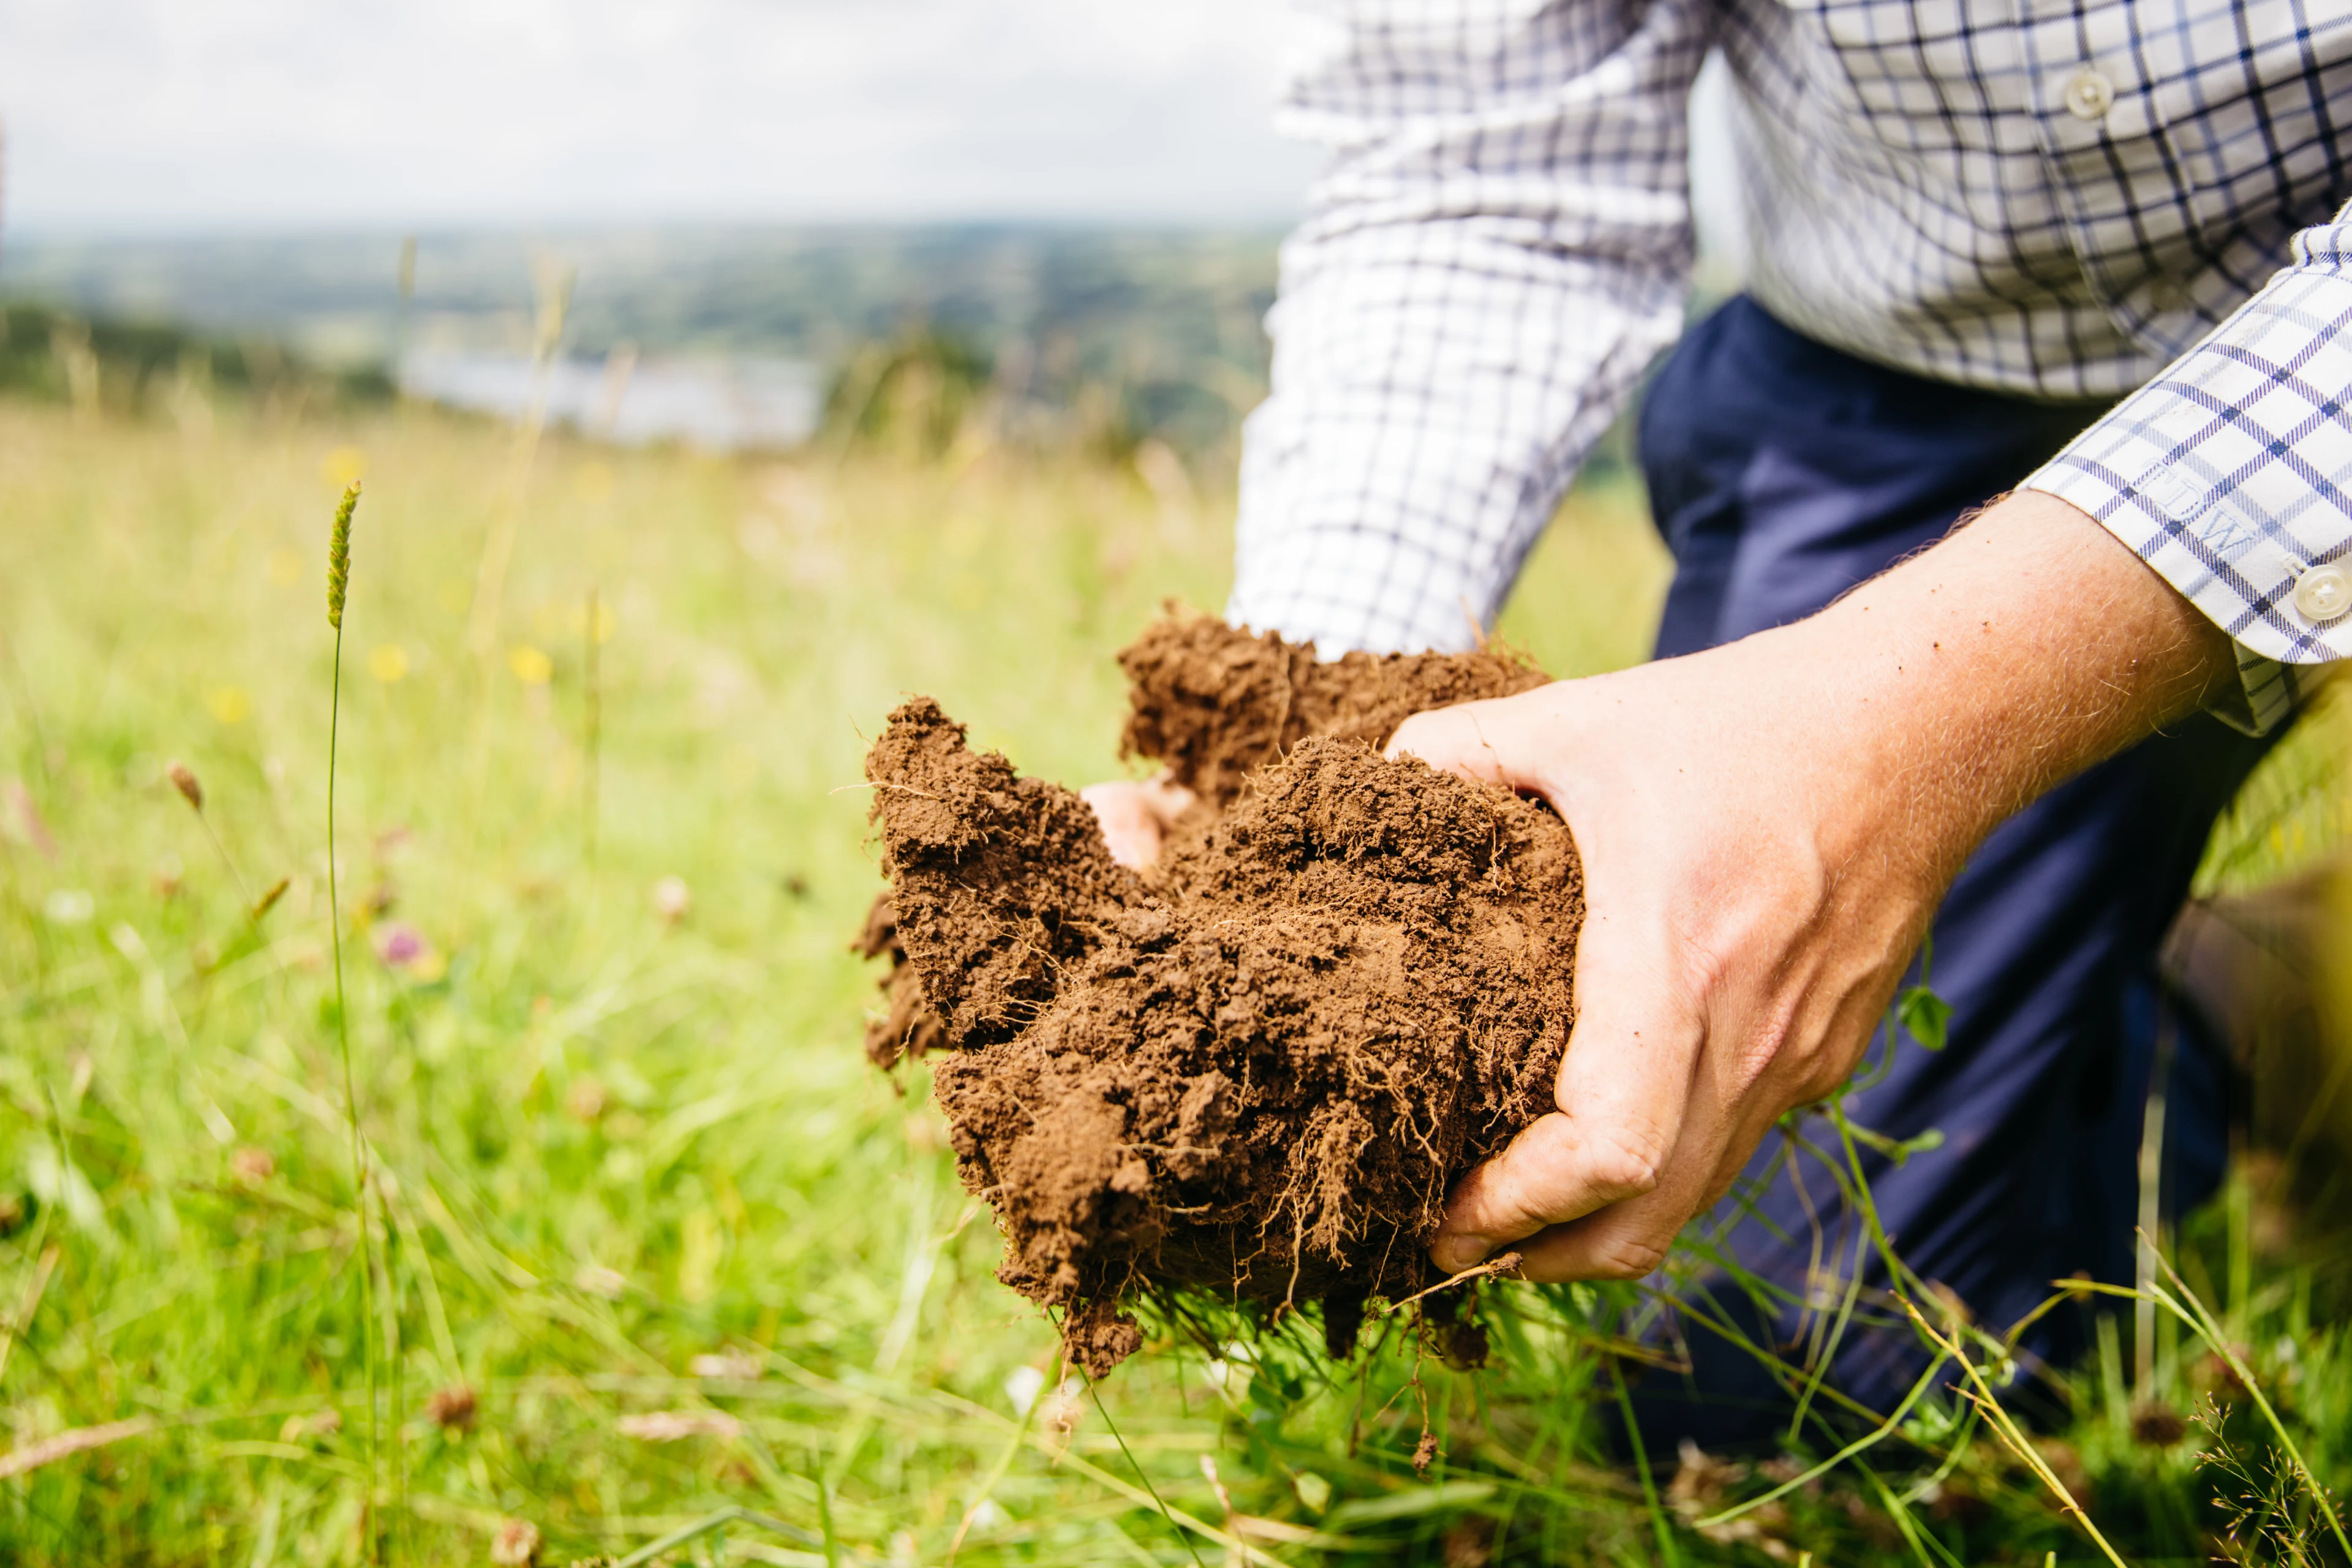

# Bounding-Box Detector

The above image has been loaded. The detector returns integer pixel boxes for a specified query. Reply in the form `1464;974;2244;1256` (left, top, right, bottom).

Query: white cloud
0;0;1319;231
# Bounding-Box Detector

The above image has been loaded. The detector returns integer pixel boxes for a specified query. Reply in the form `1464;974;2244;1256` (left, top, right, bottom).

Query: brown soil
862;614;1580;1376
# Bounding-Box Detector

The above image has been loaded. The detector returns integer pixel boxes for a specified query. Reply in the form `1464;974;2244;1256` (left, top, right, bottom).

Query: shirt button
2294;564;2352;623
2064;66;2115;121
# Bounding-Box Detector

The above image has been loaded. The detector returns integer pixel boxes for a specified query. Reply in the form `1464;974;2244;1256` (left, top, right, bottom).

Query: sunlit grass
0;394;2346;1564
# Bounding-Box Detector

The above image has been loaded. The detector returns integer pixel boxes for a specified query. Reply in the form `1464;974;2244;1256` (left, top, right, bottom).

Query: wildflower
207;687;251;725
653;875;691;922
167;761;203;812
368;644;408;683
507;644;552;684
371;921;447;982
372;922;426;967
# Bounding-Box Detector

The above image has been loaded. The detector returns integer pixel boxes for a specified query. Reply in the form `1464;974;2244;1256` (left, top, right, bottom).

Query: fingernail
1431;1235;1490;1273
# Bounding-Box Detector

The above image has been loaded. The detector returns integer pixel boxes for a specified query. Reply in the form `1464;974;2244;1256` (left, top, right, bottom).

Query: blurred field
2;390;2350;1566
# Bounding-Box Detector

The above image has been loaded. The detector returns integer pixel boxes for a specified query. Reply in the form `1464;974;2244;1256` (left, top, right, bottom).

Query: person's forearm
1725;489;2236;899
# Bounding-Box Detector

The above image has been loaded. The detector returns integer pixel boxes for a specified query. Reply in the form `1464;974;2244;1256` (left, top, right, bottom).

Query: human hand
1389;492;2233;1282
1080;775;1197;869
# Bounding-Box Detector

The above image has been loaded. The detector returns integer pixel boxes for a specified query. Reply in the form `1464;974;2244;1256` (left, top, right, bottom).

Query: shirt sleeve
2023;206;2352;736
1227;0;1714;656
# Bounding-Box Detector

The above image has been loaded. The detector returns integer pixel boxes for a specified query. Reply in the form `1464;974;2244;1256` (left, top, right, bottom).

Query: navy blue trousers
1618;298;2269;1452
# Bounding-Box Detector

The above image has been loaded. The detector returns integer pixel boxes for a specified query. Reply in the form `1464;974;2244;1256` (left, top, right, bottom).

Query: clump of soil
862;615;1580;1376
1115;611;1551;807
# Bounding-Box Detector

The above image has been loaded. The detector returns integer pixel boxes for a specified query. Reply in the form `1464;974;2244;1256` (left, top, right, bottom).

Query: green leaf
1897;984;1952;1052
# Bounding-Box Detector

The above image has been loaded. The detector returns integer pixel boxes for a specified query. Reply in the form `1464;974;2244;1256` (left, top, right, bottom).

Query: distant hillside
1;226;1281;454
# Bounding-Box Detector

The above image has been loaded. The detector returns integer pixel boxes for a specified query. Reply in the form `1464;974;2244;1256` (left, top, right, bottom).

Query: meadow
1;381;2348;1566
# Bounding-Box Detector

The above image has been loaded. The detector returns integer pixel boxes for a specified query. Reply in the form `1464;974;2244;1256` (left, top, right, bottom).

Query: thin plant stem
1085;1375;1208;1568
583;584;601;870
328;613;380;1561
1904;1299;2133;1568
1611;1356;1681;1568
1697;1348;1952;1528
611;1505;824;1568
325;481;381;1563
946;1352;1051;1564
191;810;251;905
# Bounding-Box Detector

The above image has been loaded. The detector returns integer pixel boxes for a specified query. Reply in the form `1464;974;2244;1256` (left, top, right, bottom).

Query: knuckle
1569;1118;1668;1202
1583;1234;1669;1281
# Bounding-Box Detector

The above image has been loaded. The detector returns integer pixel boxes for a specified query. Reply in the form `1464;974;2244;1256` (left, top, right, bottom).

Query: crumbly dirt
1117;609;1551;807
861;616;1580;1376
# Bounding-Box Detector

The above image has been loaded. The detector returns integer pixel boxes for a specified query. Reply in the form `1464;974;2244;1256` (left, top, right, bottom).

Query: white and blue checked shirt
1227;0;2352;730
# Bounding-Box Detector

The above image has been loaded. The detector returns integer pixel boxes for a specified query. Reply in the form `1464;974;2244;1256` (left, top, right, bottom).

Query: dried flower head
275;1406;341;1443
614;1409;742;1442
563;1077;608;1123
425;1383;478;1431
687;1349;763;1381
166;761;203;812
489;1518;541;1567
326;480;360;630
2132;1402;2190;1447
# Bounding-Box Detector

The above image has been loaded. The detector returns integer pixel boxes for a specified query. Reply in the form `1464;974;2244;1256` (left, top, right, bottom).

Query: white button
2294;564;2351;623
2064;67;2115;121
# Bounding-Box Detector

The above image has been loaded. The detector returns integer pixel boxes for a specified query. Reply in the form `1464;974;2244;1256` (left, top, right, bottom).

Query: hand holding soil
1392;492;2239;1285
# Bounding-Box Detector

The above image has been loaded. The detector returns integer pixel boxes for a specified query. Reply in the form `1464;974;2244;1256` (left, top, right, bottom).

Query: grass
0;389;2347;1565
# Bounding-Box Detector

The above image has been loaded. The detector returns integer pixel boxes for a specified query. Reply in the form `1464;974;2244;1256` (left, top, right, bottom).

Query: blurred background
0;0;1322;459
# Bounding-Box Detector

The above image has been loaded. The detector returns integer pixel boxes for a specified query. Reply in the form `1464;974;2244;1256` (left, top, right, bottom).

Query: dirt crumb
863;616;1579;1374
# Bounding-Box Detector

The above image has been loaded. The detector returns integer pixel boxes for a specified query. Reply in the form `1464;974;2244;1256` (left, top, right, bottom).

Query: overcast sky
0;0;1321;233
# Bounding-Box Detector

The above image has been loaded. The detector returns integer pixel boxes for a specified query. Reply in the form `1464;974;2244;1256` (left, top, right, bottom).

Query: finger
1431;895;1701;1273
1079;783;1167;870
1509;1065;1759;1283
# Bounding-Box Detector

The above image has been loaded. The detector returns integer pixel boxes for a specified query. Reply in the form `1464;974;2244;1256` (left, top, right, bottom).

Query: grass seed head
326;480;360;629
249;876;290;922
167;761;203;812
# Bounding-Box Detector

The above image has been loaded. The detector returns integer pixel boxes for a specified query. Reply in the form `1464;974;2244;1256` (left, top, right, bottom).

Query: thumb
1383;699;1533;791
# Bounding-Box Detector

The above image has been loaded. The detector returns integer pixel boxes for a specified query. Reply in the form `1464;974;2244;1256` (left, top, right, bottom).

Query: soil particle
863;617;1580;1376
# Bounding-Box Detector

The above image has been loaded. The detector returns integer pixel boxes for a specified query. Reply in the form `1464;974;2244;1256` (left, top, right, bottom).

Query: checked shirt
1227;0;2352;729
